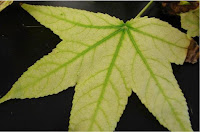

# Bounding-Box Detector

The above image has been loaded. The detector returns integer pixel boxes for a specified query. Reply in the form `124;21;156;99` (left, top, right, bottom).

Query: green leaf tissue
0;2;195;131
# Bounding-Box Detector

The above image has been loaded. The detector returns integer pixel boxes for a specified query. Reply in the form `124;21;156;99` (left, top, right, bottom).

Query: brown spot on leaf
162;1;199;15
185;39;199;64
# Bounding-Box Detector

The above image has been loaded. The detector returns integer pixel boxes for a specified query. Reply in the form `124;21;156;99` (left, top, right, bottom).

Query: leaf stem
135;0;154;18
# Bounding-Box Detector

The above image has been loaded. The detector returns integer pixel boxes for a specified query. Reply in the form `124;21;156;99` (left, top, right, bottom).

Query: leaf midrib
88;29;125;130
28;5;123;29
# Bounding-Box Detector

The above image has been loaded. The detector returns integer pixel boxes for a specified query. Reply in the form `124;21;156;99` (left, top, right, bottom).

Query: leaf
0;3;193;131
162;1;199;15
185;39;199;64
0;0;13;12
180;8;199;37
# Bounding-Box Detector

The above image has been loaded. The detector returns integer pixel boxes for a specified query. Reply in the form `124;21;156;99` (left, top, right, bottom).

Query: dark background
0;1;199;131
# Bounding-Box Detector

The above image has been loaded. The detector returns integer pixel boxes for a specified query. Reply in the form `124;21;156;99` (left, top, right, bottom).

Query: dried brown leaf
185;39;199;64
162;1;199;15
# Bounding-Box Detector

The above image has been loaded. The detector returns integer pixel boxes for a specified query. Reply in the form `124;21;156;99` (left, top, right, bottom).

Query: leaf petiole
135;0;154;18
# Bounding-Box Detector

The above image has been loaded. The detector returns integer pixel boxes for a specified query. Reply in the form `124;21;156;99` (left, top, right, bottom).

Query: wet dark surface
0;1;199;131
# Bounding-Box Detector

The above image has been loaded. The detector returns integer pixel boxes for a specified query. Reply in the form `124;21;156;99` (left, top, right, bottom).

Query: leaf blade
126;17;190;65
21;4;124;41
69;30;132;130
0;4;193;131
180;8;199;37
126;17;192;131
0;28;123;104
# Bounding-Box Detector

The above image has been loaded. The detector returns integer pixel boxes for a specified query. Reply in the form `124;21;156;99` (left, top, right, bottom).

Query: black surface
0;1;199;131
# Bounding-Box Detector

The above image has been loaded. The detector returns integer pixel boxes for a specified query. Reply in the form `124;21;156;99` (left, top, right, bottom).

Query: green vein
52;65;67;91
146;58;170;71
127;25;187;49
109;80;120;117
77;56;84;77
56;49;79;54
25;4;123;29
155;74;176;88
73;84;103;107
76;69;107;91
94;121;103;131
35;61;60;69
88;30;125;130
71;101;98;119
91;47;96;67
99;107;111;128
127;29;187;130
152;91;160;111
114;64;130;94
19;29;122;91
134;23;169;30
131;53;137;86
92;13;116;26
73;119;90;130
144;76;151;104
38;76;49;96
109;80;120;100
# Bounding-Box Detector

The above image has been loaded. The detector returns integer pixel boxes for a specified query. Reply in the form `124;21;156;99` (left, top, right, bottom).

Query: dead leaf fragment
162;1;199;15
185;39;199;64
